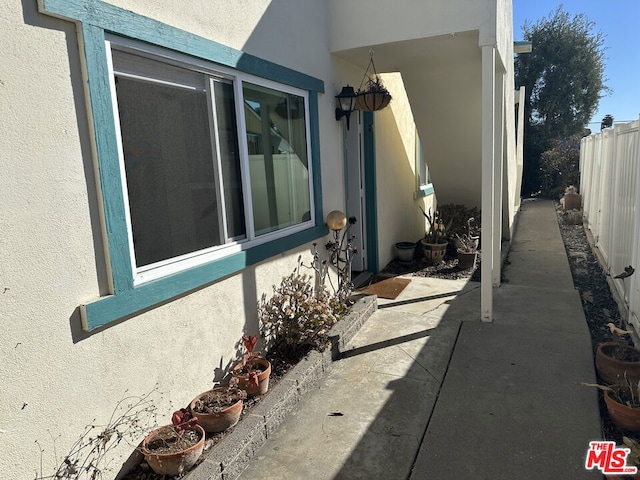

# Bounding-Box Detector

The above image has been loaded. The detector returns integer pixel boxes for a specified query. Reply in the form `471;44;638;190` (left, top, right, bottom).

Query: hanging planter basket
356;51;392;112
356;90;392;112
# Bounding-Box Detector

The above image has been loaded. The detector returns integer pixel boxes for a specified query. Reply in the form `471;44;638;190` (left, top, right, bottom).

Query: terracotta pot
457;250;477;270
232;357;271;397
563;193;582;210
596;342;640;385
421;240;447;265
604;388;640;431
141;424;205;476
189;387;243;433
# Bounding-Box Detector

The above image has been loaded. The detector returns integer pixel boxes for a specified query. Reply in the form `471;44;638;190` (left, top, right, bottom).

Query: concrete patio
225;199;602;479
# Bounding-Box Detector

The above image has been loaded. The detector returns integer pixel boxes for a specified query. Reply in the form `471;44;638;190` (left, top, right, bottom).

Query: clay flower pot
596;342;640;385
421;240;447;265
604;388;640;431
232;357;271;397
141;424;205;476
190;387;244;433
456;250;477;270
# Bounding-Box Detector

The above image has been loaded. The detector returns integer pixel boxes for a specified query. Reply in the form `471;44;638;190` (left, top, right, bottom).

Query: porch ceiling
331;30;480;73
334;31;484;208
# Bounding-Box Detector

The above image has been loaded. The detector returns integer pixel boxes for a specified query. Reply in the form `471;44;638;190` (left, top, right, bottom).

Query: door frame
343;111;378;273
362;112;379;273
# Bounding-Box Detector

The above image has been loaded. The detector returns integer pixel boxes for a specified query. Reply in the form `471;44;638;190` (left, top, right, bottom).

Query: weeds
34;388;159;480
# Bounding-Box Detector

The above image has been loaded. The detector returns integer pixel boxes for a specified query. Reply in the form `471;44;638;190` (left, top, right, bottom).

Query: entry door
345;111;366;272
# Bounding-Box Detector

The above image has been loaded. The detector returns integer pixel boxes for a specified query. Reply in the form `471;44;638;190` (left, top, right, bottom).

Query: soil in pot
190;387;244;433
232;357;271;397
597;342;640;385
142;424;204;476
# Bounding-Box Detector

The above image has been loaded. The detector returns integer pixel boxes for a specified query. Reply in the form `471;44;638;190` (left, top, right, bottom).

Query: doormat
359;277;411;300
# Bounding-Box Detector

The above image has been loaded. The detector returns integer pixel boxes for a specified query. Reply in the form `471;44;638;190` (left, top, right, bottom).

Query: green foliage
515;6;607;195
420;207;451;244
437;204;481;238
258;272;345;353
539;135;581;199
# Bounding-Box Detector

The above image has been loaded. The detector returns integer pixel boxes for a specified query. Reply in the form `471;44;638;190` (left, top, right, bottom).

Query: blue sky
512;0;640;131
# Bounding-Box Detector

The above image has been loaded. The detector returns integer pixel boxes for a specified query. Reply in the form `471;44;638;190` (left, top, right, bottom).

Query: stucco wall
0;1;349;478
494;0;519;238
374;73;436;268
329;0;521;232
1;1;515;477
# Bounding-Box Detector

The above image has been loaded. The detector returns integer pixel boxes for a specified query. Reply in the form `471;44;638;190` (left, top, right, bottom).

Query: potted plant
232;335;271;397
580;378;640;432
419;207;451;265
604;382;640;432
596;323;640;385
356;75;392;112
189;382;246;433
394;241;416;262
455;217;479;270
141;409;205;476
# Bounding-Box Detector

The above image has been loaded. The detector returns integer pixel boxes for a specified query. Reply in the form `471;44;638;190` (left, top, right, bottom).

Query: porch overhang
329;0;516;322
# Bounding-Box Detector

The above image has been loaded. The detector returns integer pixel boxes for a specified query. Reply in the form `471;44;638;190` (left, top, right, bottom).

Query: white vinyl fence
580;118;640;330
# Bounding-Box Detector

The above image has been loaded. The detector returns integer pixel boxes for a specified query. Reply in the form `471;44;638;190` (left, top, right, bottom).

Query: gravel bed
556;205;633;445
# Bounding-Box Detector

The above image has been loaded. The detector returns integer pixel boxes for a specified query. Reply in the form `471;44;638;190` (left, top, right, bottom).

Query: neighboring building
0;0;522;477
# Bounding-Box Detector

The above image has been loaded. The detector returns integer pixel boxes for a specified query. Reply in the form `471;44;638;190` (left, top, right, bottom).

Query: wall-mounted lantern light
335;85;357;130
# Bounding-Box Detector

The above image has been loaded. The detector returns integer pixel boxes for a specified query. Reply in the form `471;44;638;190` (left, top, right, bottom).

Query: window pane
115;75;221;267
243;83;311;236
417;132;430;187
214;81;245;239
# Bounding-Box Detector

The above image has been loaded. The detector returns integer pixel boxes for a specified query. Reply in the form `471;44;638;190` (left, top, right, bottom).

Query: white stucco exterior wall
0;1;346;478
1;0;518;477
374;73;436;268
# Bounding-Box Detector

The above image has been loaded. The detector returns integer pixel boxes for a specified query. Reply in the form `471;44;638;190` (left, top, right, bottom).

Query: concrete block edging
183;295;378;480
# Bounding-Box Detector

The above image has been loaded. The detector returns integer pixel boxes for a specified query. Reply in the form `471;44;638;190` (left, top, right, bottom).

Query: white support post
493;72;505;287
514;87;525;204
481;45;496;322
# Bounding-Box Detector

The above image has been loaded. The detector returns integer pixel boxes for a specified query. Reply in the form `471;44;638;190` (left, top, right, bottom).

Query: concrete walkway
236;199;602;480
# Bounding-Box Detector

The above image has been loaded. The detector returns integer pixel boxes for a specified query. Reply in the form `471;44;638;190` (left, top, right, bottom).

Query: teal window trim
414;184;435;199
362;112;379;273
39;0;327;331
414;129;433;200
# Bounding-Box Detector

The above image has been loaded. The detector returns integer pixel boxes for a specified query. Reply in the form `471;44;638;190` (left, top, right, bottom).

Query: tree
515;6;608;196
539;134;581;199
